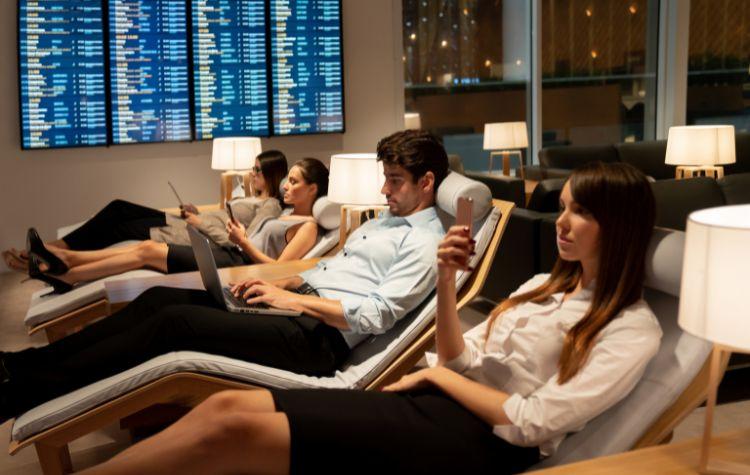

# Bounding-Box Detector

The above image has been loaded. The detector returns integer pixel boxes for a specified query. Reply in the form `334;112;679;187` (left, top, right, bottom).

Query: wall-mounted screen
192;0;270;140
109;0;192;144
19;1;108;149
17;0;344;149
271;0;344;136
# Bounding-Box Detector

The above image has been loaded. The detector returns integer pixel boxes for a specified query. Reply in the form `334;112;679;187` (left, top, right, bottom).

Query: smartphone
168;181;184;207
225;200;236;223
456;196;473;235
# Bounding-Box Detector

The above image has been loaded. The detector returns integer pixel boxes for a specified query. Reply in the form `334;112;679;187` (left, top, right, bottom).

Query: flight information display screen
192;0;270;139
108;0;192;144
17;0;344;149
270;0;344;136
19;0;108;149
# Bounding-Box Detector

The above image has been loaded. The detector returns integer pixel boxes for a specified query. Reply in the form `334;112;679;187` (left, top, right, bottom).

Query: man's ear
420;171;436;193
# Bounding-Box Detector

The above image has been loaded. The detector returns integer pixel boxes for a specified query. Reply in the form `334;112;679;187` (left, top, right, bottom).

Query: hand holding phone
225;201;237;224
181;203;199;215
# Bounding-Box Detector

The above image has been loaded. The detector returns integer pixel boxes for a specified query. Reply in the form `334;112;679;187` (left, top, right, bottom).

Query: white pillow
436;171;492;220
312;196;341;230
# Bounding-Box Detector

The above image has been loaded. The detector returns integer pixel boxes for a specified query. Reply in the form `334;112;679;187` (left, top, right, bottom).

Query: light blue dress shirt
299;206;445;348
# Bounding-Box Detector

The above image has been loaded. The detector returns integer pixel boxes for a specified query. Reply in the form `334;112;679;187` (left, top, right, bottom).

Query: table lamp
328;153;388;246
404;112;422;130
483;121;528;178
665;125;735;180
211;137;262;207
678;204;750;474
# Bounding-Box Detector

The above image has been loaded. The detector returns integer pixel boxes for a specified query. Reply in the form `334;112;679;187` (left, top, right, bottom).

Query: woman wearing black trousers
16;157;330;294
2;150;288;275
76;162;664;475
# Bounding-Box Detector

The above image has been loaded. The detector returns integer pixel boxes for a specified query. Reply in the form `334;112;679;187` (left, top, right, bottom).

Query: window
687;0;750;132
540;0;659;147
403;0;529;172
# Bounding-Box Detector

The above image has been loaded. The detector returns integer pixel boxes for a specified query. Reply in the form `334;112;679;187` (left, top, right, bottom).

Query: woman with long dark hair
3;150;288;272
22;157;329;294
78;161;662;475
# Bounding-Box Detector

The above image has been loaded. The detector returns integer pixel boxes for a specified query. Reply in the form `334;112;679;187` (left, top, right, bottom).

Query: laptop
187;225;302;316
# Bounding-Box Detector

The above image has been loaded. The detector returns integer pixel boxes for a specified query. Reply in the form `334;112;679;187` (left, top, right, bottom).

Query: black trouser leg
61;199;167;250
7;287;213;370
5;287;347;415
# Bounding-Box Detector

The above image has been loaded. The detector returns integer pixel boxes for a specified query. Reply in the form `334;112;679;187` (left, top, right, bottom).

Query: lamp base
489;150;525;179
675;165;724;180
338;205;390;248
220;171;251;208
699;345;744;475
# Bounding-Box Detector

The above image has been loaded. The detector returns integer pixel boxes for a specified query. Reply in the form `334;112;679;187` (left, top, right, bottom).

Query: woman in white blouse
83;161;662;475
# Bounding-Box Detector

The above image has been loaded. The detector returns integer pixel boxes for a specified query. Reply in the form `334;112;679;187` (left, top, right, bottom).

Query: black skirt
165;243;251;273
271;388;540;475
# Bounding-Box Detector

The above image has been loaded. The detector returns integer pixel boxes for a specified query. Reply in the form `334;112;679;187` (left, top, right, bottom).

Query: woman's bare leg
51;243;143;268
82;390;290;475
56;241;169;284
46;239;69;249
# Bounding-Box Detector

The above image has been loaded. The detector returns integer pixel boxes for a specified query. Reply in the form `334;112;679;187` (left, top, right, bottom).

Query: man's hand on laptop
232;278;303;312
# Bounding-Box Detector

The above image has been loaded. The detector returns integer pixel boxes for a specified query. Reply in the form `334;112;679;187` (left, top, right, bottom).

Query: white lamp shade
404;112;422;130
483;121;529;150
665;125;736;166
211;137;262;171
328;153;387;205
678;204;750;351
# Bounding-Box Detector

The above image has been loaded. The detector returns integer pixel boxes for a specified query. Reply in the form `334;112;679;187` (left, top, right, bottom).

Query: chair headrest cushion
644;227;685;297
436;171;492;219
312;196;341;230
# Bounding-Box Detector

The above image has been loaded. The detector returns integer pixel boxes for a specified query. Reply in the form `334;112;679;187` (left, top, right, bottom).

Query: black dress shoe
27;254;73;294
26;227;68;275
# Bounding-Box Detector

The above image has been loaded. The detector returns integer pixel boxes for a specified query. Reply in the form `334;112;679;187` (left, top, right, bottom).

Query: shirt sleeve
339;229;441;335
495;312;662;447
426;273;552;372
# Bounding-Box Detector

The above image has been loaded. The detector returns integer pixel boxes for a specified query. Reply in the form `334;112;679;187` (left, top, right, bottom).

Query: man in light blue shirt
233;130;449;350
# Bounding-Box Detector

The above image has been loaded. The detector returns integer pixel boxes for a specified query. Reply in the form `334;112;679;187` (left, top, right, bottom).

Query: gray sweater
149;197;282;248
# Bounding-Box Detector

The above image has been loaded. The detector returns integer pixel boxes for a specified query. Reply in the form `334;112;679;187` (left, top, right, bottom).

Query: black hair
257;150;288;199
376;129;449;191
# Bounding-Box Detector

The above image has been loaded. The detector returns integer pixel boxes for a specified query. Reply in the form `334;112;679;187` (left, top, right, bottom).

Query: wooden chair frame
9;200;514;475
632;349;731;449
25;204;219;343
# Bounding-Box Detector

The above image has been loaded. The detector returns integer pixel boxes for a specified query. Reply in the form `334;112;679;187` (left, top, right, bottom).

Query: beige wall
0;0;405;271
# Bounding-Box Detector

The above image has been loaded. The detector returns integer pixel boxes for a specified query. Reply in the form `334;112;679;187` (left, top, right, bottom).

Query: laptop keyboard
223;287;276;311
223;287;254;308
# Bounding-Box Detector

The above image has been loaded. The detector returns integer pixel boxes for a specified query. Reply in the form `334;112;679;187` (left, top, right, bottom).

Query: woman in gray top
226;158;329;265
5;151;288;273
23;154;327;294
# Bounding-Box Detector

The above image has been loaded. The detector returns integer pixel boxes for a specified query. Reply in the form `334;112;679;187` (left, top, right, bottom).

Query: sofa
526;132;750;180
479;173;750;305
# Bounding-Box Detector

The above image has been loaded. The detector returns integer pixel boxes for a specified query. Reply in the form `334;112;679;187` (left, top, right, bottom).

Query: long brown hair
485;161;656;384
257;150;288;200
